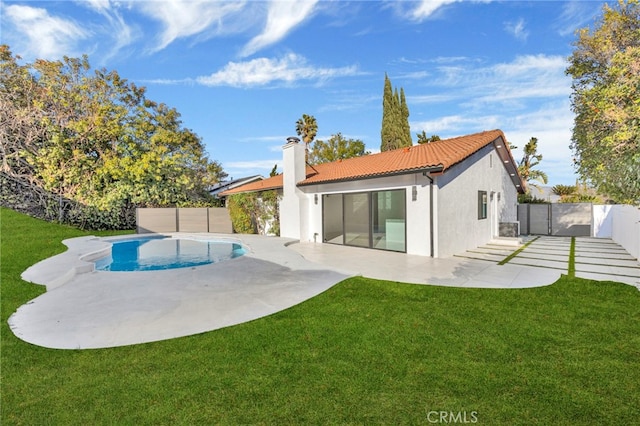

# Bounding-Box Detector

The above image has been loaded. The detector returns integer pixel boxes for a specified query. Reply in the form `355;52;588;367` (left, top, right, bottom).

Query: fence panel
178;208;209;232
551;203;591;236
136;207;232;234
137;208;177;233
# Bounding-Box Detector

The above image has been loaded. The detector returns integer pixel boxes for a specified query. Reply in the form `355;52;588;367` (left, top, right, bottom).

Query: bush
227;191;280;235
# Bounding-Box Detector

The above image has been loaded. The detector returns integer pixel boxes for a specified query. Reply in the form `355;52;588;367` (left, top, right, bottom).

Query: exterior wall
436;145;518;257
300;172;434;256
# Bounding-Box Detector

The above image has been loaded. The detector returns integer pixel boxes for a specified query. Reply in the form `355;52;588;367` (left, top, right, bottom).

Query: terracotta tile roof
300;129;507;185
219;174;283;196
220;129;524;194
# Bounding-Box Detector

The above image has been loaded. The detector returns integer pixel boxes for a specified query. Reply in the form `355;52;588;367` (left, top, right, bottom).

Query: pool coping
20;233;253;291
11;233;353;349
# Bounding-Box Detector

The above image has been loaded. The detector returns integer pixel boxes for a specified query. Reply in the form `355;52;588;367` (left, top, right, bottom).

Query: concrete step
488;237;522;247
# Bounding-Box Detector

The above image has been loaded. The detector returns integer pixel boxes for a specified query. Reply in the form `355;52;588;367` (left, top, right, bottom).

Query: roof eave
492;135;526;194
297;165;445;187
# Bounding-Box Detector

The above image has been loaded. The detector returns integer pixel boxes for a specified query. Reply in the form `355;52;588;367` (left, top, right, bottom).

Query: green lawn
2;207;639;425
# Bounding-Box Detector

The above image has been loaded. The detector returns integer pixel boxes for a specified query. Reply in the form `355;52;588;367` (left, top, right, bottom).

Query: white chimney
279;137;308;240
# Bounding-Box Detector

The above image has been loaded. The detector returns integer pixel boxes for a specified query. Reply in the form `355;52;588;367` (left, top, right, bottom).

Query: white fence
592;205;640;260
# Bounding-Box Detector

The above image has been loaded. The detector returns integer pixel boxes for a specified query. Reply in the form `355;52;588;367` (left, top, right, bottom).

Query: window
478;191;487;219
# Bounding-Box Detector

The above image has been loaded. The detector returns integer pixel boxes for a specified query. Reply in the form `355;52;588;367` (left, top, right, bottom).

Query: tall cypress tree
400;88;411;145
381;74;395;151
380;74;412;151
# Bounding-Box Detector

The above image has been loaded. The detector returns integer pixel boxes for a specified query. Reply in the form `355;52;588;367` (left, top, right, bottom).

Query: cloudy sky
2;0;607;185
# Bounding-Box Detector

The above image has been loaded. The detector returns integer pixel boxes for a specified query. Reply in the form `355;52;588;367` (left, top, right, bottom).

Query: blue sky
2;0;608;185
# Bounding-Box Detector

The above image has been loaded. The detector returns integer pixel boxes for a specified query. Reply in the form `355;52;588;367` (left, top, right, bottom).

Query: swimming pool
95;237;246;271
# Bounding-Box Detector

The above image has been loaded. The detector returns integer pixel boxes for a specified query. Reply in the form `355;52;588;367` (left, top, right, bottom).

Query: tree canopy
380;74;412;151
416;131;441;144
0;45;225;229
566;0;640;203
308;133;370;165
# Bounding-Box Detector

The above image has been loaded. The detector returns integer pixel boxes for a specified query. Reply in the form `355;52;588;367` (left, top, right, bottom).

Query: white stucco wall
436;145;519;257
280;141;308;240
300;173;435;256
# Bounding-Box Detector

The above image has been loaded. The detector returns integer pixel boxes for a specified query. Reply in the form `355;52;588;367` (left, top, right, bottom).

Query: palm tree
518;137;548;193
295;114;318;149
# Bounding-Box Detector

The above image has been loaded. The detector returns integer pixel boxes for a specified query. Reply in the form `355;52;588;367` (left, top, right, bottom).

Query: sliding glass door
322;189;406;252
344;192;371;247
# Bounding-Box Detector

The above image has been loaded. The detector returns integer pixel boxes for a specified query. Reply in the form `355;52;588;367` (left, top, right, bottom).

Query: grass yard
1;207;639;425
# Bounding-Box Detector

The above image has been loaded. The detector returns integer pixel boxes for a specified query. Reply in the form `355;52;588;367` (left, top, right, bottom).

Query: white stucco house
221;129;525;258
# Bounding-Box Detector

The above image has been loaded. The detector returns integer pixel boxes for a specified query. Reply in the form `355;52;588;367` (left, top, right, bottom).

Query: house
209;175;264;199
221;129;525;258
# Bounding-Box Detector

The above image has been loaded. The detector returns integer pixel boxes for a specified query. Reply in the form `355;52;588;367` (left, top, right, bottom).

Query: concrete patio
9;233;638;350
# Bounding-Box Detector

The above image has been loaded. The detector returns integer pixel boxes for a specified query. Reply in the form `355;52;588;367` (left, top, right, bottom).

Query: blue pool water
96;237;246;272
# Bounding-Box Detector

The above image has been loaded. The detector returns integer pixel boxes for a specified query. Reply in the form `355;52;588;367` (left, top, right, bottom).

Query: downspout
424;173;435;257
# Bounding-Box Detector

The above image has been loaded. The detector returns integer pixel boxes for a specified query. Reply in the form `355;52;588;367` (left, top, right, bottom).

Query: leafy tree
416;131;441;144
0;45;226;228
566;0;640;203
381;74;412;151
308;133;370;165
518;137;548;192
269;164;278;177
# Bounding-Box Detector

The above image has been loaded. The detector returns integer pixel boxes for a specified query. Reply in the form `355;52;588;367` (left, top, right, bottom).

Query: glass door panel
322;194;344;244
372;190;406;252
343;192;370;248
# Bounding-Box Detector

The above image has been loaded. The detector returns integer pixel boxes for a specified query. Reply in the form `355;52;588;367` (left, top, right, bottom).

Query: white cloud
225;159;281;171
224;159;282;180
432;54;571;108
410;0;460;20
405;0;492;21
411;115;501;135
555;1;601;37
196;53;360;88
3;4;90;59
77;0;136;62
409;94;457;104
82;0;111;14
136;0;246;51
408;53;577;184
241;0;319;57
504;18;529;41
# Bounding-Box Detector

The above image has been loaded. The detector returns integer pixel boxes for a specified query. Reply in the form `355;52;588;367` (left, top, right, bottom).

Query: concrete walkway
459;235;640;287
